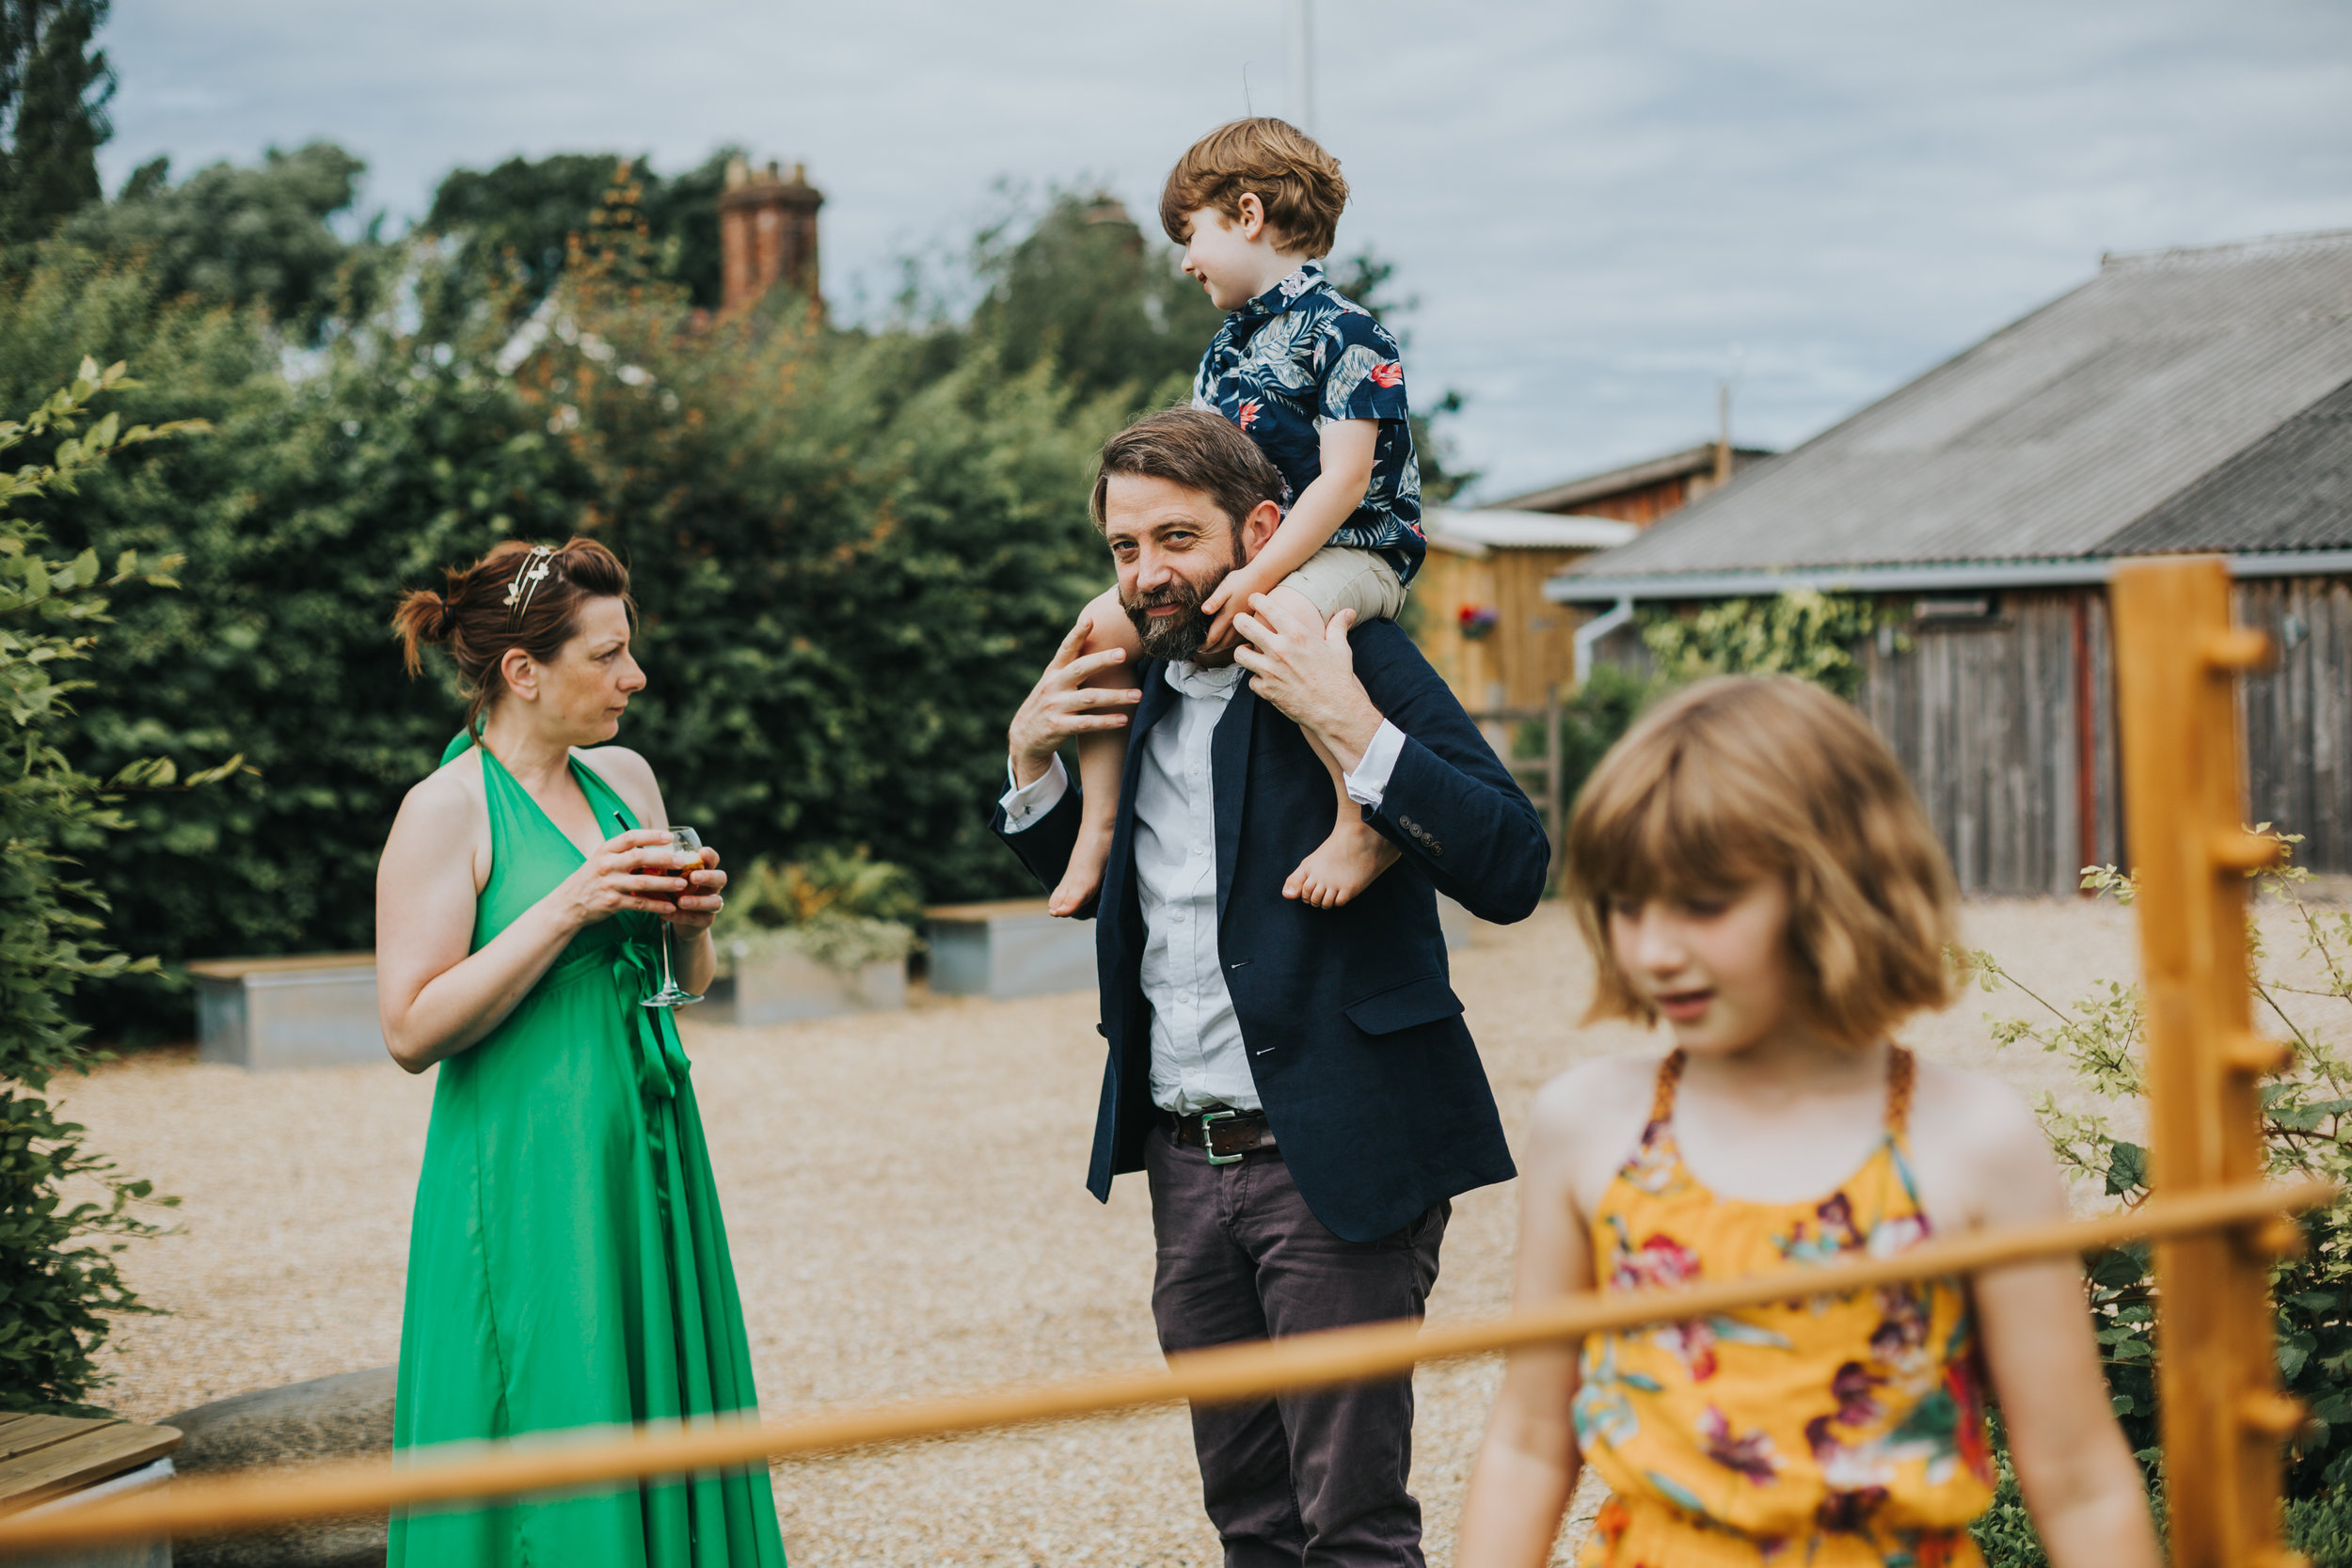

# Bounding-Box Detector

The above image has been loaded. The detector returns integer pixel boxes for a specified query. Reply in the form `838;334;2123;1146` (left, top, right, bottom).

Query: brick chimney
719;158;823;312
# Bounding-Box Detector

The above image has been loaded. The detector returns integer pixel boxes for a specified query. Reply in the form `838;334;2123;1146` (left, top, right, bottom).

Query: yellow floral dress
1575;1048;1994;1567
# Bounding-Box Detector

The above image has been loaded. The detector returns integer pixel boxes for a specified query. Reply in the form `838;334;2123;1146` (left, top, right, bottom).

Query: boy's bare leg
1053;587;1139;917
1267;586;1403;910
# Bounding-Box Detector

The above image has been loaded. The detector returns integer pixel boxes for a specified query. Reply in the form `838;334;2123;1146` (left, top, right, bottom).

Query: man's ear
1238;499;1283;562
499;646;539;705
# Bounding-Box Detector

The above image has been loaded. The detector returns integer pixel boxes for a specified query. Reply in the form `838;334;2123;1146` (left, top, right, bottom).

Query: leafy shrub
1966;833;2352;1554
1638;589;1895;700
712;847;926;974
0;359;207;1412
1973;838;2352;1496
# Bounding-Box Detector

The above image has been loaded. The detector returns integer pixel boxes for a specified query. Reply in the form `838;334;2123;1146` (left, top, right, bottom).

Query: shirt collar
1165;659;1246;701
1230;260;1325;324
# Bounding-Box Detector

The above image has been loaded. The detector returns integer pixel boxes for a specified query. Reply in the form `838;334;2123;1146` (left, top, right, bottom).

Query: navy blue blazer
992;620;1545;1243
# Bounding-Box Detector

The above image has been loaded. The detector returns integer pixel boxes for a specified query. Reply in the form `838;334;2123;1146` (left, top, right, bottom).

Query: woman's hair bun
390;588;455;675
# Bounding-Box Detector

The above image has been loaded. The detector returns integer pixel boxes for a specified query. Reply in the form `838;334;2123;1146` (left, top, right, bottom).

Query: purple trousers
1145;1122;1450;1567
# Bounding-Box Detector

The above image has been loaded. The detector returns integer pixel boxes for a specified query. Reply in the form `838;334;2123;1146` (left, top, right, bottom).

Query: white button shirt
1001;659;1408;1116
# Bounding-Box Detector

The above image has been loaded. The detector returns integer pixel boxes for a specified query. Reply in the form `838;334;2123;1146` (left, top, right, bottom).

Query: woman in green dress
376;538;787;1567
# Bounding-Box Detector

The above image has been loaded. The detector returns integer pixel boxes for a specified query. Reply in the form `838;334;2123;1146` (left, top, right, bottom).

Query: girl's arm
582;745;730;995
1200;418;1378;652
1958;1085;2162;1568
375;768;686;1072
1456;1076;1597;1568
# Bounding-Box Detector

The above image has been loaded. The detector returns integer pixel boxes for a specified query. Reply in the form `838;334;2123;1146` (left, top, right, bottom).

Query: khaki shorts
1279;546;1406;625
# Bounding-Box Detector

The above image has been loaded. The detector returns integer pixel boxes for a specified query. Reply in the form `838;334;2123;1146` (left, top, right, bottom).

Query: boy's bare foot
1051;824;1116;917
1281;818;1402;910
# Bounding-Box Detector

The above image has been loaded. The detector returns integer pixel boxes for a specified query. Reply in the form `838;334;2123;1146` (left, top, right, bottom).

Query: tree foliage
965;191;1224;407
0;0;110;247
425;149;736;310
60;142;376;334
0;358;202;1412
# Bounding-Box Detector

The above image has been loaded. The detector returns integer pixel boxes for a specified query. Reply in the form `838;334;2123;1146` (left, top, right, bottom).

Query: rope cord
0;1177;2328;1559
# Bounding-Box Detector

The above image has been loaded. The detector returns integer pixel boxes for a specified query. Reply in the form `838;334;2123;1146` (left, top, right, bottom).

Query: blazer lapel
1098;662;1177;927
1128;660;1179;756
1210;674;1258;927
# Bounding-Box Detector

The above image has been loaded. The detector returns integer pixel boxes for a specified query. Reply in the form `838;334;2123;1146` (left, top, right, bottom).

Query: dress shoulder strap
1650;1050;1688;1124
1885;1046;1916;1138
569;753;639;833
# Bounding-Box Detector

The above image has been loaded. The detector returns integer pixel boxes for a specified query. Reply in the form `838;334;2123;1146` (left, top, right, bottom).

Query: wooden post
2111;556;2300;1568
1544;687;1565;884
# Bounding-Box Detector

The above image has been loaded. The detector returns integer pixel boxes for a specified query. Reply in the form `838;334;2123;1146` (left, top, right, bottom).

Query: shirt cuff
1343;721;1407;810
1001;754;1069;831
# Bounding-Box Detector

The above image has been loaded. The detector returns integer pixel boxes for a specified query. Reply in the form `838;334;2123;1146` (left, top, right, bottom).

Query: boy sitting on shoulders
1050;117;1426;919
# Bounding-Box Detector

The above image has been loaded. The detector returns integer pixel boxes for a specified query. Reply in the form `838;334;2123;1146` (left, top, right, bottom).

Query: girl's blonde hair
1566;675;1960;1046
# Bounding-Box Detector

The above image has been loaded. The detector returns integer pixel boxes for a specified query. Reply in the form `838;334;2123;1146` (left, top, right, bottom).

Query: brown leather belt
1168;1107;1278;1164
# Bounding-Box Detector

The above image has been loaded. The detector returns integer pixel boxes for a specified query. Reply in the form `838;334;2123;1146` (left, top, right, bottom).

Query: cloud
102;0;2352;498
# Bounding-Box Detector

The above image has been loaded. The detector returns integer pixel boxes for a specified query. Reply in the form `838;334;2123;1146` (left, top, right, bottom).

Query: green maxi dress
390;736;787;1568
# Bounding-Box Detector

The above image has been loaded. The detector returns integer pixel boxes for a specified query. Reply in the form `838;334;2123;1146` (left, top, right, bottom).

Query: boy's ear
1235;193;1266;242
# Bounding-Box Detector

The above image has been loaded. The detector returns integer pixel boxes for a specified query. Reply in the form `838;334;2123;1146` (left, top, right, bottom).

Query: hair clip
502;545;558;628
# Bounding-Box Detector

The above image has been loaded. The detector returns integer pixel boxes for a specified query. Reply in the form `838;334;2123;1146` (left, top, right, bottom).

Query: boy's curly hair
1160;118;1348;259
1566;675;1962;1048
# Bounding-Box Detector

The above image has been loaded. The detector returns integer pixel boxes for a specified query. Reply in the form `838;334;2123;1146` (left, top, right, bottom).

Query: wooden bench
0;1411;179;1566
186;953;383;1071
924;900;1096;1000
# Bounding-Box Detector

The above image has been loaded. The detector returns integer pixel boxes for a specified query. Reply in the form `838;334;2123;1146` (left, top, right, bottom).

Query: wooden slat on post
2112;557;2299;1568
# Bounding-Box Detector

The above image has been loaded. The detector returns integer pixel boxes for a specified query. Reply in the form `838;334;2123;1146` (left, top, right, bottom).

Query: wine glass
641;826;706;1009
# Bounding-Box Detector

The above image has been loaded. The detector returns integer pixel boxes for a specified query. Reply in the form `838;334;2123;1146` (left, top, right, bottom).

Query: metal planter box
187;954;384;1070
924;899;1096;1000
729;944;908;1026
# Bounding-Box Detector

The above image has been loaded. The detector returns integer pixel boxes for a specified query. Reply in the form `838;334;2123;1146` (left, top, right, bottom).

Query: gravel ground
65;895;2163;1565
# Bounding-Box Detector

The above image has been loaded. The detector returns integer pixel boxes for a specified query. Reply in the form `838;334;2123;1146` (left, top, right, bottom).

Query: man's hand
1232;594;1385;771
1009;619;1141;786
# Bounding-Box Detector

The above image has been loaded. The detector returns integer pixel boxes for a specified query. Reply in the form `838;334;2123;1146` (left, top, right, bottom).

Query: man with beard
993;409;1548;1567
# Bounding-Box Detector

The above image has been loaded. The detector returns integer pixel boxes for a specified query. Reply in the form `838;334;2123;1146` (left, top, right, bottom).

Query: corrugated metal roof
1565;230;2352;579
1484;445;1774;513
2093;376;2352;554
1425;508;1638;556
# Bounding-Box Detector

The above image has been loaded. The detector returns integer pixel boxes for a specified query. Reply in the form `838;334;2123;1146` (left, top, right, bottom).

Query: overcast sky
106;1;2352;500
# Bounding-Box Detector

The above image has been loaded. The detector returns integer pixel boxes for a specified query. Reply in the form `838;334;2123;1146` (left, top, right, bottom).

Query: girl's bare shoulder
1906;1057;2066;1227
1529;1051;1671;1201
1531;1052;1664;1132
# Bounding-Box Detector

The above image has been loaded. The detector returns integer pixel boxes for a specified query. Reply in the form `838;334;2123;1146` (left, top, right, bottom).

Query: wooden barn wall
1596;574;2352;895
1855;591;2118;897
2233;577;2352;873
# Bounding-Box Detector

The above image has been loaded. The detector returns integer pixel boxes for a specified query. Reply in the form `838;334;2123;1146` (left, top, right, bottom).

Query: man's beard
1124;575;1216;662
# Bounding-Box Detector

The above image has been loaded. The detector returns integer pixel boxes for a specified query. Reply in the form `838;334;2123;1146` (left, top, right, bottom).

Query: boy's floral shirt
1191;261;1425;582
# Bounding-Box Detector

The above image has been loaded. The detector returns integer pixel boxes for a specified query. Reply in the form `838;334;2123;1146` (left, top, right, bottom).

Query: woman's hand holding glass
564;829;717;929
662;844;727;932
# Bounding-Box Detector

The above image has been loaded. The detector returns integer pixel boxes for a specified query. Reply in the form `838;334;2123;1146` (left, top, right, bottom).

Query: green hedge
0;230;1120;1033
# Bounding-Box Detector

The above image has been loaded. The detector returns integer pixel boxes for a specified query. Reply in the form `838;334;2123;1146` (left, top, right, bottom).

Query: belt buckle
1200;1108;1246;1165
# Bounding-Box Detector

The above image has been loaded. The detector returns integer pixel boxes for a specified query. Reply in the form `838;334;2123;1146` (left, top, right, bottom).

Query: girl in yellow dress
1456;676;2157;1568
